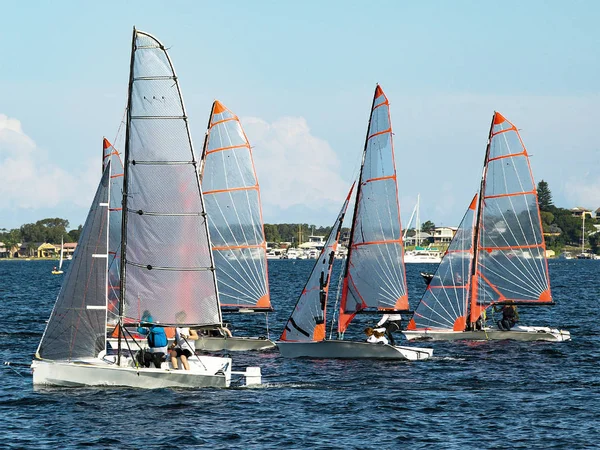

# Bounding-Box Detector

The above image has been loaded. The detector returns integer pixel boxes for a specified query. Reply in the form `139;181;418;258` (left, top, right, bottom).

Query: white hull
403;325;571;342
107;335;275;352
276;340;433;360
32;355;262;388
404;254;442;264
196;336;276;352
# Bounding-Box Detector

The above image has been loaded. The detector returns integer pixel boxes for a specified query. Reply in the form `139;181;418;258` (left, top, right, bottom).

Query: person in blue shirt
137;315;169;368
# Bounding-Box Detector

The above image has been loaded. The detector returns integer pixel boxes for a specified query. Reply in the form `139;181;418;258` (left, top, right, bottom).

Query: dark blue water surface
1;259;598;449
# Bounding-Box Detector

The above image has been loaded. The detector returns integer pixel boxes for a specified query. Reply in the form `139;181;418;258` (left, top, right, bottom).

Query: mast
117;26;137;363
341;86;378;283
468;112;496;327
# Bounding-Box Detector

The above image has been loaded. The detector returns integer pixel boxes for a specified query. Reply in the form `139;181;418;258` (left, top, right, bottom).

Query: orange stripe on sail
212;243;266;251
103;138;111;150
484;190;536;200
487;151;525;163
364;175;395;184
210;117;236;128
368;128;391;140
110;174;124;179
205;143;248;156
491;126;517;136
469;194;478;210
353;238;402;248
203;185;258;196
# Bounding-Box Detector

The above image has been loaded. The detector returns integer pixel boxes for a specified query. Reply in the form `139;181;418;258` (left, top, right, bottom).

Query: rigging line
213;277;262;303
497;134;547;286
204;189;264;296
376;177;405;294
478;262;543;298
207;128;265;296
481;198;545;292
329;260;346;339
424;289;461;326
415;301;456;328
484;203;547;293
228;188;265;293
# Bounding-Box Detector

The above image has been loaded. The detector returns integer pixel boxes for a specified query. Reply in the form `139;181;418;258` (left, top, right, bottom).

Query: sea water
0;259;598;449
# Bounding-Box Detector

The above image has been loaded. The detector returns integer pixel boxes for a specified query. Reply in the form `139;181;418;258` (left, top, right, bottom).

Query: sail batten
338;85;408;333
200;101;270;311
120;29;221;327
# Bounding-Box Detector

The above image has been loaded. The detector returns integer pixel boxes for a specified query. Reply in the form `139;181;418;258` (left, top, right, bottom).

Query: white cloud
0;114;98;215
242;116;350;223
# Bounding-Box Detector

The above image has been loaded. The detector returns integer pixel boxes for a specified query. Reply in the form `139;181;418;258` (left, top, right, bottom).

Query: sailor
170;326;199;370
364;327;388;344
377;314;402;345
496;304;519;331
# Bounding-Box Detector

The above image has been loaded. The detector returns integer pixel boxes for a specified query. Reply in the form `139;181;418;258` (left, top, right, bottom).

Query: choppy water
0;259;598;449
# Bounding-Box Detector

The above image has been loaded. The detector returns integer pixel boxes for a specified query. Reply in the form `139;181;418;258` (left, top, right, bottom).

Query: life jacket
147;326;168;348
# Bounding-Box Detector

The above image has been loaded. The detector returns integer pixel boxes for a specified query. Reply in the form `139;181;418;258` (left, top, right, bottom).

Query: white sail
120;30;221;327
37;164;110;360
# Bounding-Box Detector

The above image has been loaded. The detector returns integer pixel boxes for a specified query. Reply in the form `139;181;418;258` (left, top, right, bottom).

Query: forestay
121;30;221;327
408;195;477;331
280;185;353;342
36;164;110;360
338;85;408;333
473;112;552;309
102;138;123;319
200;101;271;310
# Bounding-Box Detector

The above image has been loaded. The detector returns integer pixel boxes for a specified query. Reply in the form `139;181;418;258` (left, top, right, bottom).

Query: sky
1;1;599;231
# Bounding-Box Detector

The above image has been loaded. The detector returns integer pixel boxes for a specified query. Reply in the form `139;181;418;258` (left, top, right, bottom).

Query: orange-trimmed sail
280;185;354;342
472;111;552;312
410;194;478;331
200;100;271;310
338;85;408;334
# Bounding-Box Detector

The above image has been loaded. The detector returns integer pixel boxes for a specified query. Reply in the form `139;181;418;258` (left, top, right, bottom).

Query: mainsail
120;29;221;327
338;85;408;333
36;164;110;360
407;195;477;331
102;138;123;317
200;101;271;311
280;185;353;342
472;111;552;312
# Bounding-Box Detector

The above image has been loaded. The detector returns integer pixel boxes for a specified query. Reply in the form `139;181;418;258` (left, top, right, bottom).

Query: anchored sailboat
199;100;274;351
32;28;261;388
51;238;64;274
404;112;570;342
278;85;432;360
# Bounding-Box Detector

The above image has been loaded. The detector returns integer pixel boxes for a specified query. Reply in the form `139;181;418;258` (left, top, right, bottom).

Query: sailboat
403;194;442;264
404;112;570;342
278;85;432;360
31;28;262;388
51;238;64;274
198;100;275;351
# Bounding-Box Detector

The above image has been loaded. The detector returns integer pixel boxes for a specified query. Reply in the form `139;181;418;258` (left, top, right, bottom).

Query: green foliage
19;217;72;244
420;220;436;234
537;180;553;211
68;225;83;243
0;228;22;257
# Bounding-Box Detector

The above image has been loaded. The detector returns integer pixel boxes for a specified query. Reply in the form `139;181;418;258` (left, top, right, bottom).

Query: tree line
537;180;599;254
0;218;82;256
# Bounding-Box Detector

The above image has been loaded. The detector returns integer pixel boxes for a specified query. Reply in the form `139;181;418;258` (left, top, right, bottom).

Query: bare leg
180;354;190;370
170;350;178;369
